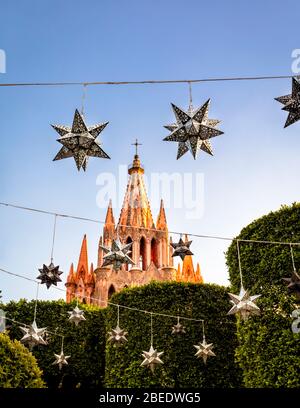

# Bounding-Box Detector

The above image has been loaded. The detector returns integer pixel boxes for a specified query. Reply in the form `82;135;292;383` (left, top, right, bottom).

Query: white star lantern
108;325;128;346
20;320;47;349
52;349;70;370
227;286;261;320
141;345;164;373
194;337;216;364
68;306;86;326
100;238;134;270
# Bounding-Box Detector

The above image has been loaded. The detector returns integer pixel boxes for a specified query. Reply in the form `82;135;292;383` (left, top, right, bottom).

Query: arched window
140;236;147;270
125;237;133;270
108;284;116;299
151;238;159;268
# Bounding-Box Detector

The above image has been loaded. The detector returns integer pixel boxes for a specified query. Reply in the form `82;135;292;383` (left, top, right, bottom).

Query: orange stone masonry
66;153;203;306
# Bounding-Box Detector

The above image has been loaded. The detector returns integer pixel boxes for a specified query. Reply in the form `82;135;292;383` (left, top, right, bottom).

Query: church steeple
77;234;89;277
156;199;167;230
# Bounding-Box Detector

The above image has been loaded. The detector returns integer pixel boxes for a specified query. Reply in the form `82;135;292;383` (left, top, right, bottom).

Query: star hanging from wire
171;237;193;260
141;345;164;373
52;350;70;370
164;100;223;159
227;287;261;320
52;109;110;171
108;325;128;345
171;321;186;335
275;77;300;128
283;270;300;301
68;306;86;326
194;338;216;363
37;262;63;289
19;320;47;350
100;239;134;270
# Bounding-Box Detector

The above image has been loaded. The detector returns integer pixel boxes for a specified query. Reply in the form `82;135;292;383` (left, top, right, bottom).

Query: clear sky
1;0;300;303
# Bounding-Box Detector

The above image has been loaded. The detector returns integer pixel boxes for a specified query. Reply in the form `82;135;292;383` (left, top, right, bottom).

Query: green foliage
0;333;45;388
226;203;300;387
105;282;242;388
2;299;106;388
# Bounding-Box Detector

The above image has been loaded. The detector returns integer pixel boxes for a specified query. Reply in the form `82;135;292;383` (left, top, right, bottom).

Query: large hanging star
164;100;223;159
275;77;300;127
108;325;128;345
283;270;300;301
37;262;63;289
100;239;134;270
68;306;86;326
52;109;110;171
227;287;261;320
19;320;47;350
141;345;164;373
171;237;193;260
52;350;70;370
194;338;216;363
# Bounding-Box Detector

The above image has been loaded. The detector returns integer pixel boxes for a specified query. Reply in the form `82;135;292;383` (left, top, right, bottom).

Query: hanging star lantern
68;306;86;326
37;262;63;289
227;287;261;320
52;349;70;370
171;237;193;260
20;320;47;349
141;345;164;373
194;338;216;363
283;270;300;301
100;239;134;270
275;77;300;128
108;325;128;346
171;321;186;335
164;100;223;159
52;109;110;171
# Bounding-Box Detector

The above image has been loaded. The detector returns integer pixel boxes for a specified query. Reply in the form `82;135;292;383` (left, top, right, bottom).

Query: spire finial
132;138;142;156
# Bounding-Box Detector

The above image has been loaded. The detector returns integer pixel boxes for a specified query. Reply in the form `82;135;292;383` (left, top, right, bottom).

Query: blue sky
1;0;300;303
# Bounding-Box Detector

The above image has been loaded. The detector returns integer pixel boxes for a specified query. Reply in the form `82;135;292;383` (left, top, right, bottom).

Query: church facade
66;152;203;306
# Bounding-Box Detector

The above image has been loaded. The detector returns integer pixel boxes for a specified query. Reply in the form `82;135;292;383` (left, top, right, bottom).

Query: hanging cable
236;240;244;288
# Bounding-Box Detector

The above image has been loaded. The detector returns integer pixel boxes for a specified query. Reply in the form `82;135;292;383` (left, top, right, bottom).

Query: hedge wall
104;282;242;388
2;299;106;388
226;203;300;387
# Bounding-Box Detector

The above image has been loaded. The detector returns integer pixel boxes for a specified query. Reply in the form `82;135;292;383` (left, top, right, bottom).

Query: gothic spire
156;199;167;230
76;234;89;276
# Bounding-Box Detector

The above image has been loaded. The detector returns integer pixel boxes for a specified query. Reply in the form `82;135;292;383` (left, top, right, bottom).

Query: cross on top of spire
131;138;142;156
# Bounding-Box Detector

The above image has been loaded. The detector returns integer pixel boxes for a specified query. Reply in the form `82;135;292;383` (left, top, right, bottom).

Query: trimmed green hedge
0;333;45;388
105;282;242;388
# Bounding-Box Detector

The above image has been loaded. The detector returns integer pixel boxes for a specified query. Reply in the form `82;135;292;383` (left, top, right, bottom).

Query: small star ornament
171;237;193;260
283;270;300;301
141;345;164;373
227;286;261;320
100;239;134;270
52;109;110;171
20;320;47;349
275;77;300;127
164;100;223;159
108;325;128;345
68;306;86;326
171;320;186;335
37;262;63;289
194;337;216;363
52;349;70;370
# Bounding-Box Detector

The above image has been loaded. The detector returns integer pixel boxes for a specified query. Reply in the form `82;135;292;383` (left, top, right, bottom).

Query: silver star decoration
100;239;134;270
141;345;164;373
171;321;186;334
164;100;223;159
194;338;216;363
20;320;47;350
52;350;70;370
52;109;110;171
68;306;86;326
227;287;261;320
171;237;193;260
108;325;128;345
37;262;63;289
283;270;300;301
275;77;300;128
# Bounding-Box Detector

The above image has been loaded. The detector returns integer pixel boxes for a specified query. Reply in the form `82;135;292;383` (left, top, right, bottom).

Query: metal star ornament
283;270;300;301
20;320;47;350
164;100;223;159
227;286;261;320
52;350;70;370
108;325;128;346
141;345;164;373
37;262;63;289
52;109;110;171
194;338;216;364
275;77;300;128
68;306;86;326
100;239;134;270
171;237;193;260
171;320;186;335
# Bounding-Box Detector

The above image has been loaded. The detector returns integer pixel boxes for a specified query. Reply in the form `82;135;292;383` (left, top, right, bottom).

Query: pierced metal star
52;109;110;171
100;239;134;270
141;345;164;373
275;77;300;128
227;287;261;320
171;237;193;260
164;100;223;159
37;262;63;289
283;270;300;301
52;350;70;370
108;325;128;346
171;321;186;335
194;338;216;363
19;320;47;350
68;306;86;326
